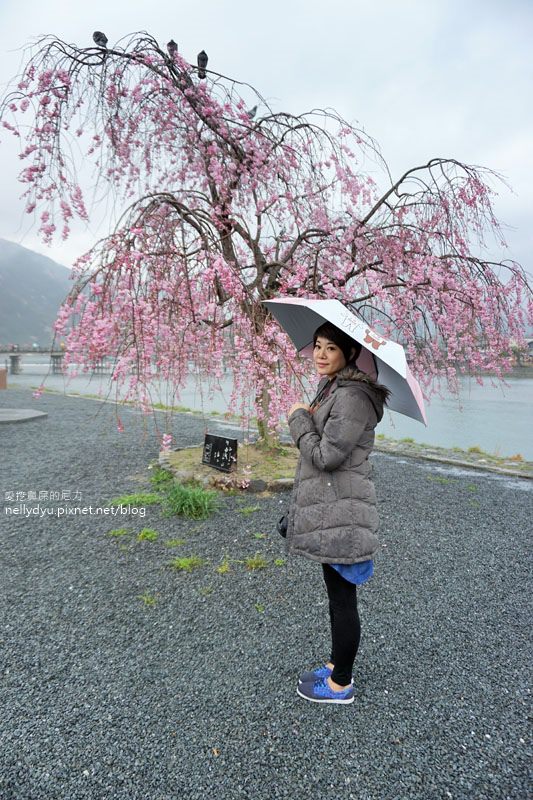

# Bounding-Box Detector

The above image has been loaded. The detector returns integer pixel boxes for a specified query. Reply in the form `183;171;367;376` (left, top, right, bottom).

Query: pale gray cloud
0;0;531;274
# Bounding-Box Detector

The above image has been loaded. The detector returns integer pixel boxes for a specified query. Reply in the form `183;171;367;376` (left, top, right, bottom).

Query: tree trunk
255;382;283;451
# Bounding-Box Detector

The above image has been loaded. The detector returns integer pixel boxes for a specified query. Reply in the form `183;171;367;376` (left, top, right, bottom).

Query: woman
286;322;390;705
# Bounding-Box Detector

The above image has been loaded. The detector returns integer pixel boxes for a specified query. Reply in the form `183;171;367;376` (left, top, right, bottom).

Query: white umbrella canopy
262;297;427;425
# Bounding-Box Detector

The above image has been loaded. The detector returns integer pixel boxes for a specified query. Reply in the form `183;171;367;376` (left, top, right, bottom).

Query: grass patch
169;556;204;572
245;553;268;570
137;528;159;542
252;532;267;539
254;603;265;613
106;527;130;538
216;556;232;574
274;558;286;567
399;437;415;444
467;445;484;455
151;402;196;413
109;492;161;507
164;538;186;548
466;484;478;492
427;475;453;485
138;592;158;606
237;505;261;515
149;466;174;488
199;586;214;596
508;453;524;462
162;482;218;519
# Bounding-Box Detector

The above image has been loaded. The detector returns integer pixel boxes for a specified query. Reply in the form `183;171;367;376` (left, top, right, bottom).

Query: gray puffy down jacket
286;365;389;564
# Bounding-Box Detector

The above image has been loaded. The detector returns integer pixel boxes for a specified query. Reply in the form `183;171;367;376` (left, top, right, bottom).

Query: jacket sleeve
288;390;372;472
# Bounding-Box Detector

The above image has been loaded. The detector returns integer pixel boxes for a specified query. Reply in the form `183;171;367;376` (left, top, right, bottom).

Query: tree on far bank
1;32;531;446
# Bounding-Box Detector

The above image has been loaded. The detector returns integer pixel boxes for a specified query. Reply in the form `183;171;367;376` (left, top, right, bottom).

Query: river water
4;355;533;460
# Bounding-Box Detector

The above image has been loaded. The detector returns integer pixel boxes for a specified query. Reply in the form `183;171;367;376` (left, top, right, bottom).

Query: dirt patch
160;443;299;493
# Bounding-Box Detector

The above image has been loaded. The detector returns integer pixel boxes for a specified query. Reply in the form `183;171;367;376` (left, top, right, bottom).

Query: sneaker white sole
296;685;354;704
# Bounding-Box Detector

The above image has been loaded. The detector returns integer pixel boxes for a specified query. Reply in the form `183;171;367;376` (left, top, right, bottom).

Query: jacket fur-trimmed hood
333;365;391;422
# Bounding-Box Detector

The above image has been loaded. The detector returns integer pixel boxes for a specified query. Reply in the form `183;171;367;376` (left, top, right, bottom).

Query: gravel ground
0;387;531;800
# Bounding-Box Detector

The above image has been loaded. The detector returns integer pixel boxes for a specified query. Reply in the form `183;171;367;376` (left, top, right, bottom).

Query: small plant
255;603;265;613
376;433;386;440
109;492;161;507
216;556;232;574
467;445;483;455
508;453;524;462
137;528;159;542
466;484;478;492
427;475;452;484
164;538;186;548
107;527;130;537
245;553;268;570
169;556;204;572
199;586;214;596
138;592;158;606
252;532;267;539
400;437;415;444
274;558;286;567
162;482;218;519
237;505;261;515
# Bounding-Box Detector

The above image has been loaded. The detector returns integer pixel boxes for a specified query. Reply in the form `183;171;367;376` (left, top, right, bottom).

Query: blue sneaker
298;665;353;685
297;677;355;705
298;664;333;684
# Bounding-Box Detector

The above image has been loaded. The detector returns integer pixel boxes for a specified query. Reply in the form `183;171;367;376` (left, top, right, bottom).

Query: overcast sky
0;0;531;276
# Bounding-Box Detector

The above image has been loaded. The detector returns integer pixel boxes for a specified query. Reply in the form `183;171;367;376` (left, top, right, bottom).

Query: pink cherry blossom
1;33;530;443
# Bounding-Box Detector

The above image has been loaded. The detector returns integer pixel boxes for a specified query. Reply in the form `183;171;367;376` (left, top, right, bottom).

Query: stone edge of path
373;446;533;481
0;409;48;424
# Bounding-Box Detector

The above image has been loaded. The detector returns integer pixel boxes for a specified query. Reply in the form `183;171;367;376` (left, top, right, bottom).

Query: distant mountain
0;239;72;346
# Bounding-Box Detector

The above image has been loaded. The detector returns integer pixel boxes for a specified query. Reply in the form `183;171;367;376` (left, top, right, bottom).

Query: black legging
322;563;361;686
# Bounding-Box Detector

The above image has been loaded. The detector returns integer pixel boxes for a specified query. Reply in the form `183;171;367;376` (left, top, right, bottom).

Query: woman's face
313;336;352;378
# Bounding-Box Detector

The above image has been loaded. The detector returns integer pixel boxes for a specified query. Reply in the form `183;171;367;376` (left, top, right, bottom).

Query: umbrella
262;297;427;425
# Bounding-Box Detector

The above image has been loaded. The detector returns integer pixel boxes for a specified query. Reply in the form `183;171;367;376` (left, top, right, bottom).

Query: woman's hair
313;323;362;366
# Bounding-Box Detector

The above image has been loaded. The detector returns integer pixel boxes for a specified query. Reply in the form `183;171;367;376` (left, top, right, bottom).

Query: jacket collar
324;365;390;417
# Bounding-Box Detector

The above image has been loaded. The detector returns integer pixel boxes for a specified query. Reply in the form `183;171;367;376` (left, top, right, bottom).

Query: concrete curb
0;409;48;424
374;445;533;480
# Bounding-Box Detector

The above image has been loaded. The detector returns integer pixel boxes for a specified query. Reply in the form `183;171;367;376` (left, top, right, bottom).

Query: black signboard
202;434;238;473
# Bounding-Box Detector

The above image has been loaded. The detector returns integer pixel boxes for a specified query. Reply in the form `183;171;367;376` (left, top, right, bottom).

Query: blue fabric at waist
331;559;374;585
